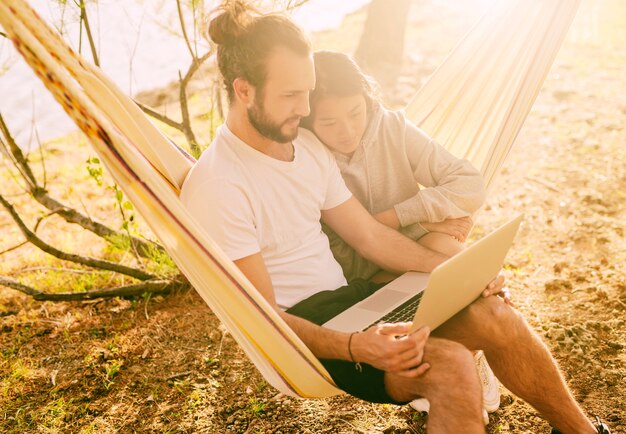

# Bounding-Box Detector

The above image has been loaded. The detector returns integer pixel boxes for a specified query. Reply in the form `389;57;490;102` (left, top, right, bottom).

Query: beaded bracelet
348;332;363;372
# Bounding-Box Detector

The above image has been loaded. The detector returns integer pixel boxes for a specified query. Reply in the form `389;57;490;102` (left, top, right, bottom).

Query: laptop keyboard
368;292;424;328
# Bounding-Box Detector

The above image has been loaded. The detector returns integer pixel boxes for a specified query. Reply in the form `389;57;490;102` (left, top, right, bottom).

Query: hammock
0;0;579;398
405;0;580;189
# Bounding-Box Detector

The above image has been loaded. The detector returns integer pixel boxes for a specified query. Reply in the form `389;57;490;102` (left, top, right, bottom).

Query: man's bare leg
433;296;596;433
385;338;485;434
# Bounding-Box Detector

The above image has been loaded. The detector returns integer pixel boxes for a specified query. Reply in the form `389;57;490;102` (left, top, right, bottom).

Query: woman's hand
351;322;431;377
482;272;514;306
421;216;473;242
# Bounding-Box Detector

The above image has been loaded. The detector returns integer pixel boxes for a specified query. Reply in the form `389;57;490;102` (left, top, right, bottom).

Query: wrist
420;221;433;231
347;332;363;372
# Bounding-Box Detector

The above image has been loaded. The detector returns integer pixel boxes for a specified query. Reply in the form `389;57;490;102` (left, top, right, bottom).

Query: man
180;2;609;433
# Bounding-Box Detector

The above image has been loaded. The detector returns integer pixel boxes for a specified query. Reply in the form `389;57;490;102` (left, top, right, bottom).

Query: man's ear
233;78;256;107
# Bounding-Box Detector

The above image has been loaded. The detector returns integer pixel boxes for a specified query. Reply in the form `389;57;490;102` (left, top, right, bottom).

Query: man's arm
326;198;508;297
234;251;430;376
321;196;449;274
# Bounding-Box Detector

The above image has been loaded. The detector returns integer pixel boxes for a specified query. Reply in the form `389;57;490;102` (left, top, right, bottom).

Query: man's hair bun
208;0;311;103
208;0;256;46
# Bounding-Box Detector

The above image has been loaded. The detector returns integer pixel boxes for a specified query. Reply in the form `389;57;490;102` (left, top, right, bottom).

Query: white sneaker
409;398;430;413
474;350;501;413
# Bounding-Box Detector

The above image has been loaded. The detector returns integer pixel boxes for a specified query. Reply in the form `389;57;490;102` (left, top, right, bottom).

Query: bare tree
354;0;412;89
0;0;217;301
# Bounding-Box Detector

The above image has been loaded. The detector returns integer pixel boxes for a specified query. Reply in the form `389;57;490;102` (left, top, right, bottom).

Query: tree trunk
354;0;412;89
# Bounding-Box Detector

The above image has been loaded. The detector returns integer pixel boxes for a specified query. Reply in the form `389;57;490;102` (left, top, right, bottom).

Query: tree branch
34;126;49;187
79;0;100;66
178;70;199;156
0;242;28;256
21;266;105;274
176;0;196;60
0;275;188;301
284;0;311;11
0;194;154;281
25;171;164;260
1;114;165;258
0;276;39;297
0;114;38;189
178;51;212;156
209;79;224;139
182;52;212;88
134;101;184;131
135;46;212;157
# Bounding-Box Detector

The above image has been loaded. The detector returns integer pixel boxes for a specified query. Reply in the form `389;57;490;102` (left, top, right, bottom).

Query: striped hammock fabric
406;0;580;189
0;0;579;398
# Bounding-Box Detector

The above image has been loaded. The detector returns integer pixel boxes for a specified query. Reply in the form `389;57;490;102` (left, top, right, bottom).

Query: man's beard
248;97;299;143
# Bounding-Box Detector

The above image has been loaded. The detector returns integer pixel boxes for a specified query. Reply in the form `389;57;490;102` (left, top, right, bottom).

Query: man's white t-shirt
180;125;351;309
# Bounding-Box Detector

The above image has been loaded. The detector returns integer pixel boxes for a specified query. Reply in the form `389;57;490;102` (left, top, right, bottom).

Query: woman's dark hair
208;0;311;102
303;51;378;127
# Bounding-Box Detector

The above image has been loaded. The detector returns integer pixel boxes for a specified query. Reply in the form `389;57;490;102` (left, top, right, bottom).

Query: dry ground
1;0;624;433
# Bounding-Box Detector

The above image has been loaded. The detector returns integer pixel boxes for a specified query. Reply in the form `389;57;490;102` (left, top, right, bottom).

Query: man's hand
351;323;430;378
421;217;473;242
481;272;514;306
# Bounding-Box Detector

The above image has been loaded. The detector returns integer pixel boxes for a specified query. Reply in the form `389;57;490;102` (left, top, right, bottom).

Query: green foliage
88;326;105;338
173;379;189;395
73;272;98;292
18;266;120;295
110;184;137;233
105;334;120;355
246;398;266;417
203;356;220;366
255;380;268;393
411;411;426;422
86;156;138;237
78;421;97;434
143;242;179;277
103;233;133;258
1;359;31;404
41;397;70;429
9;359;30;381
85;156;103;186
186;389;202;412
104;359;122;389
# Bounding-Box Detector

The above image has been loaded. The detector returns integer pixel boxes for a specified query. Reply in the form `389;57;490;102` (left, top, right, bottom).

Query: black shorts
286;279;407;404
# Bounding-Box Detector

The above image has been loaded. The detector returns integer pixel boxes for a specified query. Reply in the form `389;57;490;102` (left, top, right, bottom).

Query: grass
103;359;122;390
247;398;266;417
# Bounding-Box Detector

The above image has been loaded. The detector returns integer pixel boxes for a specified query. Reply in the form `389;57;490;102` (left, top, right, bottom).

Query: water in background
0;0;369;148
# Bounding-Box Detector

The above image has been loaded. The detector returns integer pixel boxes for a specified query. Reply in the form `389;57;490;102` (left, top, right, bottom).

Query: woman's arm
393;118;486;228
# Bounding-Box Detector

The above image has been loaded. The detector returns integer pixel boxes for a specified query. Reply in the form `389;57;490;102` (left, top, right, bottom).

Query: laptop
323;214;523;333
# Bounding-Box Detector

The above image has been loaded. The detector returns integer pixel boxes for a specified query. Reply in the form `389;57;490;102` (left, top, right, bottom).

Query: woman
303;51;486;282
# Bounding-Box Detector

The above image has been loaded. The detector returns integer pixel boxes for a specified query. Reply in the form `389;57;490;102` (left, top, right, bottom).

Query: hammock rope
0;0;580;398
